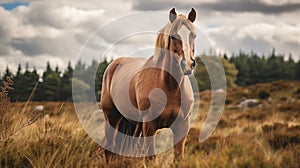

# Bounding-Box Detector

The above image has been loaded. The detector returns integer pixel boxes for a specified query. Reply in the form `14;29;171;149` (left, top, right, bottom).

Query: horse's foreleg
171;117;190;160
142;121;156;160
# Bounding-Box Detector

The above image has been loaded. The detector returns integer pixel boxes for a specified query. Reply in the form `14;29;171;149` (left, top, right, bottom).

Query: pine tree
2;66;13;80
11;64;24;101
22;63;39;101
74;60;86;82
296;59;300;80
222;58;238;88
61;62;73;101
267;52;286;82
43;62;53;79
95;59;109;101
285;54;296;80
37;62;61;101
223;53;228;60
230;53;250;86
193;56;210;90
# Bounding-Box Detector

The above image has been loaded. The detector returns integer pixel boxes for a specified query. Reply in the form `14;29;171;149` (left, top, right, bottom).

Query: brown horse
100;8;197;161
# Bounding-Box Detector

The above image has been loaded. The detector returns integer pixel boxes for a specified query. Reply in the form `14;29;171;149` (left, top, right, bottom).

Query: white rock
215;88;225;93
34;105;44;111
237;99;260;110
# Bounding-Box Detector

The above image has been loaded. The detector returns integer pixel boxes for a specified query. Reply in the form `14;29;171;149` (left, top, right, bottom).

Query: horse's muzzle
184;70;192;75
180;59;196;75
181;59;196;75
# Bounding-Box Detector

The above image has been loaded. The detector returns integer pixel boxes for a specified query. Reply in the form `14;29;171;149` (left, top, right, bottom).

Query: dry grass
0;80;300;167
0;78;41;143
0;77;13;116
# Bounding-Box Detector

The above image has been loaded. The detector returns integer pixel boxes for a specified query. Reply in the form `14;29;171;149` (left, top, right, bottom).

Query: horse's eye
171;36;176;40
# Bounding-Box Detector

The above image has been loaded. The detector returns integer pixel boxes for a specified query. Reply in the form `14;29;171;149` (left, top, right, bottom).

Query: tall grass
0;80;299;167
0;77;41;142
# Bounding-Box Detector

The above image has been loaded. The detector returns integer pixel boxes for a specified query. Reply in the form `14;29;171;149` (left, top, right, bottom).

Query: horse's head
169;8;197;75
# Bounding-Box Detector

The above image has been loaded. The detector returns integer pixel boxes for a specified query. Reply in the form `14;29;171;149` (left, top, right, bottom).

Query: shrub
225;99;232;105
0;77;13;115
279;101;300;112
295;88;300;94
295;88;300;99
280;96;288;101
258;90;270;99
262;123;300;150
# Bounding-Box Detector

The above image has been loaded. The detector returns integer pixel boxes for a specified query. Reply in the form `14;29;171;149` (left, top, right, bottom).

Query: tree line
0;60;109;102
228;49;300;86
1;50;300;101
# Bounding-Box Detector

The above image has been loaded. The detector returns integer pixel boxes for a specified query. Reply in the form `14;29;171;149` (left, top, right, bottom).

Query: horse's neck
146;53;184;92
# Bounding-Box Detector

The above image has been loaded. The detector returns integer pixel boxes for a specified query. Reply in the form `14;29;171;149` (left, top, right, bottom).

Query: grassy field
1;80;300;167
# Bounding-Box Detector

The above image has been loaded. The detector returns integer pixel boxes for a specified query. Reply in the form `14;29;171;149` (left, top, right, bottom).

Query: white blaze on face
178;25;193;71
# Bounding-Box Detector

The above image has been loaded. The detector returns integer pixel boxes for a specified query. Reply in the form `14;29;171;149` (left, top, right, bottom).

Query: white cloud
236;22;300;44
0;0;118;73
200;10;300;60
0;0;300;75
259;0;300;5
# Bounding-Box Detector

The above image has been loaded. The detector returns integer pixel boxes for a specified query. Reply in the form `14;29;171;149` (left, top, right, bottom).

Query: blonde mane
154;14;195;62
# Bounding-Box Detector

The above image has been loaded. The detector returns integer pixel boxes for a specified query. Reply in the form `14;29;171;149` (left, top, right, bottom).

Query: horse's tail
115;117;142;155
117;117;141;136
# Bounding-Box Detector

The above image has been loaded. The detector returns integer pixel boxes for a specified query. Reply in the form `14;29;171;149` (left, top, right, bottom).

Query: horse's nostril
191;60;196;69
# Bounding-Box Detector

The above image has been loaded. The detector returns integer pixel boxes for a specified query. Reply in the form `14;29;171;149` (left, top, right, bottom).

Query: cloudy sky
0;0;300;75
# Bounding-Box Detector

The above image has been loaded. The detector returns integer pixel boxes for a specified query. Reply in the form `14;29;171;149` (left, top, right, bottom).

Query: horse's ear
188;8;196;23
169;8;177;23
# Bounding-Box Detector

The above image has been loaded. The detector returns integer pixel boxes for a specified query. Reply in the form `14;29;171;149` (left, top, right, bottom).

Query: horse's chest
159;106;181;127
137;93;182;126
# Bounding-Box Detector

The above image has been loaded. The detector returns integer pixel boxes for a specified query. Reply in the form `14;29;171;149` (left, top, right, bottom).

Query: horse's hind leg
142;121;157;160
100;57;126;162
103;109;122;163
